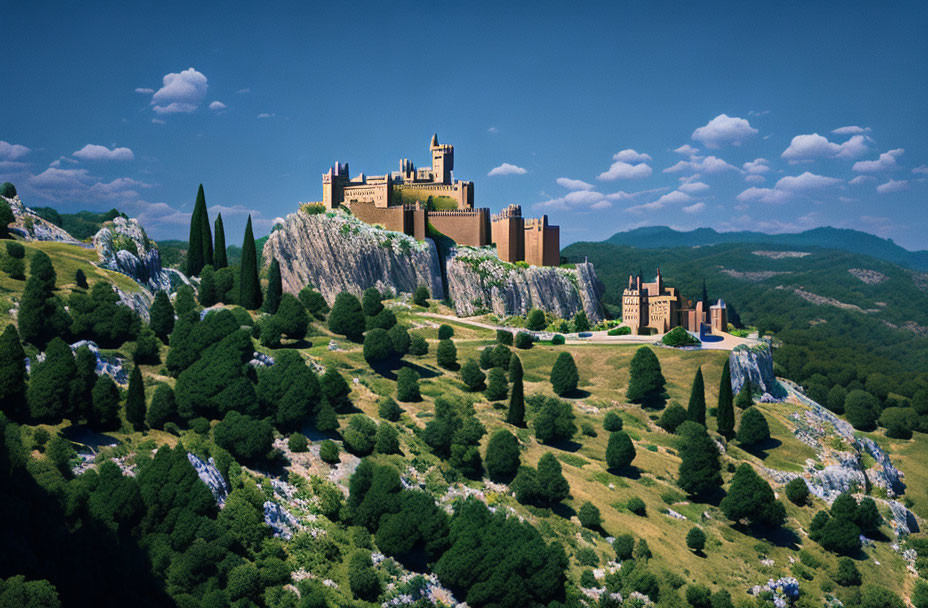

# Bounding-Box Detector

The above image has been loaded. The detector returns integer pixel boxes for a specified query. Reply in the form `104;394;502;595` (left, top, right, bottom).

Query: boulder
93;216;171;292
730;343;786;400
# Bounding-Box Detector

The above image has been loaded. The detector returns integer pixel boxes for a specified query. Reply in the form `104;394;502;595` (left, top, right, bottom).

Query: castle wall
348;201;408;233
341;182;390;208
429;209;490;247
492;215;524;263
396;182;474;208
524;221;560;267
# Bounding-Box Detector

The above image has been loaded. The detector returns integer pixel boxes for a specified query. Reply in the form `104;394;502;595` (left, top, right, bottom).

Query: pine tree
507;355;525;427
550;352;579;396
606;430;636;471
719;463;785;527
485;429;520;482
186;184;212;276
213;213;228;269
687;367;706;426
198;265;217;306
315;398;338;433
736;379;754;409
149;291;175;342
396;367;420;402
91;374;120;429
717;360;735;439
18;250;58;345
70;345;97;422
485;367;508;401
677;421;722;499
536;452;570;505
627;347;666;406
238;215;262;310
147;385;177;429
125;366;146;431
0;324;27;420
737;407;770;447
27;337;75;423
263;258;282;313
328;292;365;341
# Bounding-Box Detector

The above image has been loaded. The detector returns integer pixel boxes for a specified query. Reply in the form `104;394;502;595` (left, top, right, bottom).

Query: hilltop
604;226;928;271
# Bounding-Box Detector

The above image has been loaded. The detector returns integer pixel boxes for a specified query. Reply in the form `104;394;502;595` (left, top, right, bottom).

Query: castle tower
429;133;454;184
492;204;525;263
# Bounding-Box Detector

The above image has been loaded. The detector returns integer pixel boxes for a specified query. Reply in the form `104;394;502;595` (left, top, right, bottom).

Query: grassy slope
0;238;140;326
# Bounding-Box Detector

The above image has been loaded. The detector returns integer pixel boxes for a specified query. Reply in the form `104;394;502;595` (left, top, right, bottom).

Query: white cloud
487;126;498;134
73;144;134;161
257;112;275;119
152;118;166;125
535;186;665;212
488;163;527;176
742;158;770;174
0;141;30;161
151;67;208;114
691;114;758;148
852;148;904;172
682;202;705;214
673;144;700;156
663;155;739;175
876;179;908;194
745;174;766;184
628;190;693;213
736;187;791;205
208;101;227;111
134;87;154;94
556;177;594;191
236;88;251;94
775;172;841;192
613;149;652;163
781;133;868;161
678;181;709;194
913;165;928;175
849;175;875;185
832;125;870;135
598;160;652;180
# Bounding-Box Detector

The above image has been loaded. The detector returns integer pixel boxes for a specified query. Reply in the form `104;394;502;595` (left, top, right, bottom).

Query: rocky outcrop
188;453;230;506
445;248;604;321
93;216;171;292
262;209;445;303
3;195;80;243
729;343;786;400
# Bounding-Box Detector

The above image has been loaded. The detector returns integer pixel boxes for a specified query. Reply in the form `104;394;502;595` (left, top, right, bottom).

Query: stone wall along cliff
445;248;604;321
261;209;445;303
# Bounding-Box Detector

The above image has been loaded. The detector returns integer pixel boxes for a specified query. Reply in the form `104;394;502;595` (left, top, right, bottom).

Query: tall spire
430;133;438;149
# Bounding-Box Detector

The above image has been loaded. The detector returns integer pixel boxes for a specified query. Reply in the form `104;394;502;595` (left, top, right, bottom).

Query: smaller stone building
622;269;728;336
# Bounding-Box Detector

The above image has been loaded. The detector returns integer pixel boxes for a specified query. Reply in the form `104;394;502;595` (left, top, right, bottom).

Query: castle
319;134;559;266
622;269;727;336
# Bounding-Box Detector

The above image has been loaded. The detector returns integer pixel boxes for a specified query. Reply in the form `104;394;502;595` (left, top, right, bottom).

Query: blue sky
1;1;927;249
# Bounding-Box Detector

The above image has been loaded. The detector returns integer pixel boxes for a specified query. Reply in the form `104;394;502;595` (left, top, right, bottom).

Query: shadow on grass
369;359;443;381
552;502;578;520
63;425;119;450
744;437;783;460
607;465;641;480
546;439;584;453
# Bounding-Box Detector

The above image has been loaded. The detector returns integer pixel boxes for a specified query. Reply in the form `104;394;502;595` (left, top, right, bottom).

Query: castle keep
622;269;727;336
319;134;559;266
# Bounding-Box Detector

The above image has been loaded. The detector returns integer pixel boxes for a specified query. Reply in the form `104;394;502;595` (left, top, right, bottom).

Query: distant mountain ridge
604;226;928;270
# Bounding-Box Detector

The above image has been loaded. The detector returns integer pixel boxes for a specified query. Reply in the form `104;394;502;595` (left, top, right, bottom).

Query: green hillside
603;226;928;271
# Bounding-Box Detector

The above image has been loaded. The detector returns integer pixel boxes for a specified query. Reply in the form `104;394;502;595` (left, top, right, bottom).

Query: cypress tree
550;352;579;396
238;215;262;310
507;354;525;426
27;337;76;423
736;379;754;409
0;324;27;420
186;184;209;276
263;258;282;313
687;367;706;426
70;345;97;421
677;421;722;498
19;250;58;345
125;365;146;431
627;347;666;406
198;265;217;306
717;360;735;439
213;213;228;269
150;291;175;342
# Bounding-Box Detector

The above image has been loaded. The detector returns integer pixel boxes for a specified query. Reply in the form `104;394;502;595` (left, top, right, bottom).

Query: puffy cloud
742;158;770;174
849;175;875;185
598;160;652;180
781;133;868;161
691;114;757;148
72;144;134;161
775;172;841;192
208;101;227;111
236;88;251;94
678;181;709;194
257;112;276;119
152;118;166;125
736;187;791;205
487;126;498;134
831;125;870;135
613;149;652;163
876;179;908;194
151;67;208;114
682;202;705;214
745;174;766;184
852;148;903;172
134;87;154;94
0;141;30;161
627;190;692;213
556;177;594;191
673;144;700;156
663;155;739;175
488;163;527;176
535;187;666;212
913;165;928;175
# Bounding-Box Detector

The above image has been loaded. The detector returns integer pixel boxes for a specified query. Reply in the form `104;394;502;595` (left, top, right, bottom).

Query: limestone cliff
445;248;604;321
3;194;80;243
729;343;786;400
93;216;171;292
262;209;445;303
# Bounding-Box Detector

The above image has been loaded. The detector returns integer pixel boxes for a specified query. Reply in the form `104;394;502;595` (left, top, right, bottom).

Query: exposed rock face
3;195;80;243
187;453;230;506
445;248;604;321
93;216;171;292
27;339;129;385
729;343;786;400
262;209;445;303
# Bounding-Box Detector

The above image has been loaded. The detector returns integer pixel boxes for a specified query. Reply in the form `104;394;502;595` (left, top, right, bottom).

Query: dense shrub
342;415;377;456
298;286;329;319
880;407;918;439
578;501;602;529
375;423;400;454
514;332;534;349
676;421;722;498
662;327;699;347
436;338;458;370
438;324;454;340
484;429;520;482
659;402;689;433
378;396;402;421
319;439;340;464
288;433;308;453
363;328;394;363
532;395;576;444
627;497;646;515
737;407;771;447
603;411;623;432
627;347;665;406
409;333;428;356
328;292;365;341
213;411;274;463
526;308;546;331
413;285;430;307
396;367;420;402
834;556;861;586
785;477;810;506
606;431;636;471
844;390;879;431
550;352;579;396
460;359;486;391
686;527;706;552
496;329;513;345
613;534;635;560
485;367;508;401
719;464;785;527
